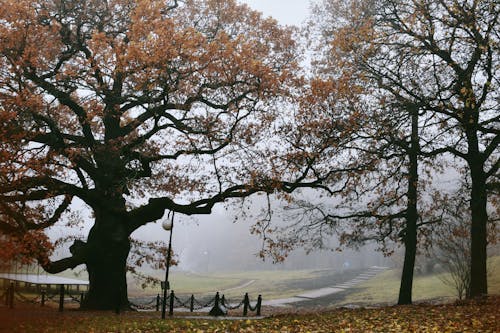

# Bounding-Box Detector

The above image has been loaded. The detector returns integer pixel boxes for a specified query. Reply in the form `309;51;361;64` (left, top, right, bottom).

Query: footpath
262;266;388;307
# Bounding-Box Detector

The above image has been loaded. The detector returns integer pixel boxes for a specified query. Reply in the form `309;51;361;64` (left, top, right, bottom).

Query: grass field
132;255;500;306
340;255;500;306
130;268;356;300
42;255;500;306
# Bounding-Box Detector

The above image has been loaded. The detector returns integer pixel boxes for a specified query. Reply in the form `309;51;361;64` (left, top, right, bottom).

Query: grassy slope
165;269;366;300
341;255;500;305
46;255;500;304
138;269;328;299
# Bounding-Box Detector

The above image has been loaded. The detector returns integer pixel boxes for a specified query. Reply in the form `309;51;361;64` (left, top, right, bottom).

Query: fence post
243;293;249;316
169;290;174;316
41;290;46;307
190;294;194;312
256;295;262;316
58;285;64;312
8;283;14;309
209;292;226;316
156;294;160;312
80;292;84;305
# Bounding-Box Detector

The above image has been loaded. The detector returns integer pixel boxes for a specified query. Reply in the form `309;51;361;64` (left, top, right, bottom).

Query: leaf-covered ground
0;296;498;332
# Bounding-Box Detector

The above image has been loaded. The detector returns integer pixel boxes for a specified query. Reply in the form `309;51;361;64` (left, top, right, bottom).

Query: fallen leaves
1;296;498;332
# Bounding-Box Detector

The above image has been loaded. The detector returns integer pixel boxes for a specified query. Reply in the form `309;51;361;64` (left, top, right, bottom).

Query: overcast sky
241;0;315;26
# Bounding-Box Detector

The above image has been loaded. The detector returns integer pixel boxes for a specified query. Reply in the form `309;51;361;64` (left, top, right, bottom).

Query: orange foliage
0;0;300;274
0;231;54;266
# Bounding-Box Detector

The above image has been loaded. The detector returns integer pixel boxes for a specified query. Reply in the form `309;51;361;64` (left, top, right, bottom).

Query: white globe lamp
162;220;173;231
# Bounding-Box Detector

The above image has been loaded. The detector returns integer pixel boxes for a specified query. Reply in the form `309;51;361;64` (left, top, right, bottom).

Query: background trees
352;0;499;299
259;0;499;303
363;0;500;299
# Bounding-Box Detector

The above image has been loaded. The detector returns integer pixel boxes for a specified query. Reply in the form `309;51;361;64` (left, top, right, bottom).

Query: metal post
80;292;84;305
8;283;14;308
169;290;174;316
58;285;64;312
213;292;220;315
190;294;194;312
156;294;160;312
243;293;249;316
256;295;262;316
209;291;226;316
41;290;46;307
161;212;175;319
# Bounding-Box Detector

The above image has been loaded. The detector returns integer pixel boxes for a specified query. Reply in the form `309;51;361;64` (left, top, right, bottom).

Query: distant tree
0;0;314;310
259;0;499;305
435;199;472;300
377;0;498;299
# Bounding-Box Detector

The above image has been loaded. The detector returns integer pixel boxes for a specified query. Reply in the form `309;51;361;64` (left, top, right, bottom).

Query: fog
45;191;392;277
129;200;391;273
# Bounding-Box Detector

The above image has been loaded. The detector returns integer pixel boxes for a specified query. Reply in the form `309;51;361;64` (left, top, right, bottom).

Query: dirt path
221;279;255;292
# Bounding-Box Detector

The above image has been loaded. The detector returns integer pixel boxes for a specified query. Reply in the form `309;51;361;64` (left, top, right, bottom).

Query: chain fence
1;284;83;310
4;285;263;316
129;296;158;311
129;291;262;316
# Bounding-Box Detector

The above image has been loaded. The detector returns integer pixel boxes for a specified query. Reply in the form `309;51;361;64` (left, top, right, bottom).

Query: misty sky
241;0;314;26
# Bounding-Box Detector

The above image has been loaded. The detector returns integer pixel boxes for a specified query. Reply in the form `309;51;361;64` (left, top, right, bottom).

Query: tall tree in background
0;0;311;310
268;0;436;305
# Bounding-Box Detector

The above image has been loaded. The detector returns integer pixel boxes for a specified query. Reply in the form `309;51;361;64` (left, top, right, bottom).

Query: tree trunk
467;159;488;298
398;107;418;305
80;207;131;310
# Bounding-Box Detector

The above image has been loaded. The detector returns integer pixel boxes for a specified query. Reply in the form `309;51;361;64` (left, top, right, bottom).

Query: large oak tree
0;0;313;310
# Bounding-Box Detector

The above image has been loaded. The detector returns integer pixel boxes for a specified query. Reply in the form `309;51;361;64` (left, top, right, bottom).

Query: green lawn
31;255;500;306
341;255;500;305
131;269;331;300
487;255;500;292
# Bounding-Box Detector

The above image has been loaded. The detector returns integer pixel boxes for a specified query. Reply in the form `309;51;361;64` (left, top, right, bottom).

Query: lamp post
161;212;174;319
